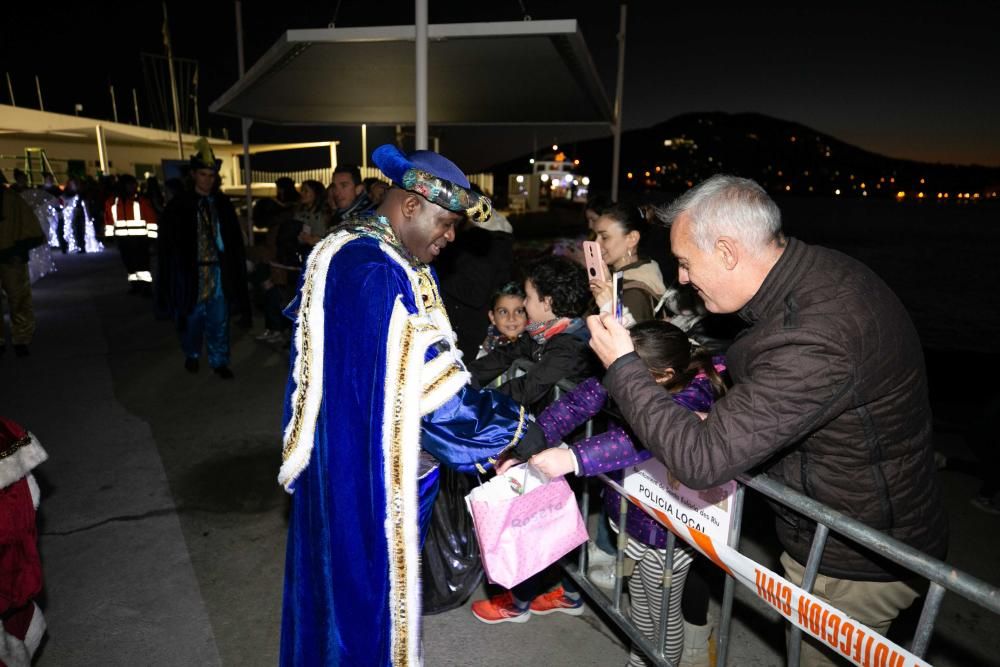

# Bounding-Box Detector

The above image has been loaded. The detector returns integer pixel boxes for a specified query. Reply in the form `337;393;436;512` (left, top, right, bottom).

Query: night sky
2;0;998;172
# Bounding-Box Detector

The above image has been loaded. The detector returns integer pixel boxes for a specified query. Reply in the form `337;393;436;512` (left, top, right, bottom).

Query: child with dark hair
477;282;528;357
522;320;728;666
469;255;597;625
469;255;597;411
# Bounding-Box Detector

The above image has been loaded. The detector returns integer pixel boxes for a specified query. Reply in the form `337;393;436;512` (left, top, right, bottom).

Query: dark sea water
778;197;1000;356
777;198;1000;424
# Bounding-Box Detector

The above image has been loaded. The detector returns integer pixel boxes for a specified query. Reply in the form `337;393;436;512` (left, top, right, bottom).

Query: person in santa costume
0;418;47;667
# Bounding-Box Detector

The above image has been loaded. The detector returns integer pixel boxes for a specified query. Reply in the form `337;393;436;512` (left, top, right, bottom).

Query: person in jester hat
277;144;546;666
156;139;249;379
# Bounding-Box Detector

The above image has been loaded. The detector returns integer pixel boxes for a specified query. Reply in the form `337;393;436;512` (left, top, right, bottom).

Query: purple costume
535;359;725;549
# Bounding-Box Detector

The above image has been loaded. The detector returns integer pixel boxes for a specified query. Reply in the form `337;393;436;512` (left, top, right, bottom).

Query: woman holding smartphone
589;204;667;324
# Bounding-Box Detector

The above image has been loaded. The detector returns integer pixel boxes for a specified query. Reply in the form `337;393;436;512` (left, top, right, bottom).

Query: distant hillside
489;112;1000;201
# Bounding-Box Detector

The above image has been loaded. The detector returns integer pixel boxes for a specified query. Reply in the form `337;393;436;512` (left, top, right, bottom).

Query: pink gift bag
466;464;588;589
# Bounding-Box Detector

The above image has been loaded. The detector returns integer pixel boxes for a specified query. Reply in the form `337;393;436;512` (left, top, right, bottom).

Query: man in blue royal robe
278;145;547;666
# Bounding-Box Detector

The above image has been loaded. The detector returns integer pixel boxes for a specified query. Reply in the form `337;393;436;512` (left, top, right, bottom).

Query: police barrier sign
604;474;932;667
622;457;737;545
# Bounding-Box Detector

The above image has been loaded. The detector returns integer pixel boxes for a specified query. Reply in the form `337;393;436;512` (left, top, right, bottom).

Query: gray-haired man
588;175;947;666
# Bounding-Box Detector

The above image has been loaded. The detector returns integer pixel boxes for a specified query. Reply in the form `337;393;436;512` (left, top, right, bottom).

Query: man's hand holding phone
587;312;634;368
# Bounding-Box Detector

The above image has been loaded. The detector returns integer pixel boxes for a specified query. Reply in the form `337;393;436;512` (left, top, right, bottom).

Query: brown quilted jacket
604;237;948;581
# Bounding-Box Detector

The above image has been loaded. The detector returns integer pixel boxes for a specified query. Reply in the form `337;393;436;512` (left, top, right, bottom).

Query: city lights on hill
609;128;992;204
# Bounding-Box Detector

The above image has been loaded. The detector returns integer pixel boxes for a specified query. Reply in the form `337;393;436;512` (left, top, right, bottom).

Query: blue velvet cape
279;233;526;666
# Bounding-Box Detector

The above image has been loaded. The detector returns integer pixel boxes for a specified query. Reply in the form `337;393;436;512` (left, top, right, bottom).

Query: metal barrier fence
501;360;1000;666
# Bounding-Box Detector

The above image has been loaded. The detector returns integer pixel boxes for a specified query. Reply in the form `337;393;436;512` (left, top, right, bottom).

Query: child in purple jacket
475;320;728;666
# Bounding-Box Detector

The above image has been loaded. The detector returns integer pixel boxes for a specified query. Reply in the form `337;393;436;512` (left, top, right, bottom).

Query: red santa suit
0;418;47;667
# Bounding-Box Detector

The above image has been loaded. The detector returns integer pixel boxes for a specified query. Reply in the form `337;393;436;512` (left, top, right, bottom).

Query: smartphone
611;271;624;322
582;241;608;282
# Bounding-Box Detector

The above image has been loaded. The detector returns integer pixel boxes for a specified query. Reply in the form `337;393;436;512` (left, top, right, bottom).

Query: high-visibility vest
106;198;158;238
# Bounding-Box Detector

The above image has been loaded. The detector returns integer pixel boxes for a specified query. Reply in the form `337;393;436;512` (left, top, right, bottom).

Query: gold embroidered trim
481;406;527;474
0;434;30;460
509;405;527;450
422;364;462;399
386;314;430;665
282;253;317;461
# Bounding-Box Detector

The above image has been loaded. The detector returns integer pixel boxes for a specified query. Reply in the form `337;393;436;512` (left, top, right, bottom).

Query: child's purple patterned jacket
535;359;724;549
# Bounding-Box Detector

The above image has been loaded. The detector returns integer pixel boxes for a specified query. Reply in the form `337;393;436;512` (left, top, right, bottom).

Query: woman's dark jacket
603;237;948;581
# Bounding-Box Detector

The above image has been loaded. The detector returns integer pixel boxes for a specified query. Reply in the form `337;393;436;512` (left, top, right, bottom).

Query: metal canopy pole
415;0;428;150
35;75;44;112
235;0;254;245
95;125;108;174
610;2;627;202
361;123;368;169
132;88;141;125
162;2;185;158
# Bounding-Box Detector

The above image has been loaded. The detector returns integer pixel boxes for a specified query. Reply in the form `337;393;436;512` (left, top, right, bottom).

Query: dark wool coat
156;190;249;321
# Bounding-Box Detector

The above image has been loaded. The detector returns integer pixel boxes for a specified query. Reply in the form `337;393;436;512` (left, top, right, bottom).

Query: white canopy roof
209;20;612;126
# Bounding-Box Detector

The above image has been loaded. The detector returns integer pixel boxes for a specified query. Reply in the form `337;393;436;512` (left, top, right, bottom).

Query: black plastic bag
421;467;483;615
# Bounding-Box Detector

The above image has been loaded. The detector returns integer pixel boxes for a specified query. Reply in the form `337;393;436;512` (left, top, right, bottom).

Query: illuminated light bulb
540;174;549;182
552;144;559;151
529;158;535;164
515;175;524;183
627;172;633;179
582;177;591;186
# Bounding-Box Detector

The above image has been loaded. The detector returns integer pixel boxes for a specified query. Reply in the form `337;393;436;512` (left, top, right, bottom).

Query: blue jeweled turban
371;144;492;223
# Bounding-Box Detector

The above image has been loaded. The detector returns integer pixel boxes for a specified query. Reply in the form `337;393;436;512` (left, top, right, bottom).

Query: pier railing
499;360;999;666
